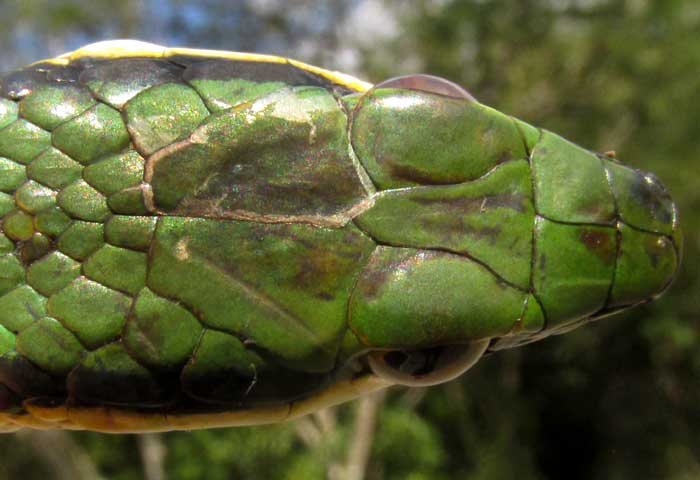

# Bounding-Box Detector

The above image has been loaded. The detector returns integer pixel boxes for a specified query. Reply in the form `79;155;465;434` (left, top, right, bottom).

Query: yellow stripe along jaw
0;374;390;433
36;39;373;93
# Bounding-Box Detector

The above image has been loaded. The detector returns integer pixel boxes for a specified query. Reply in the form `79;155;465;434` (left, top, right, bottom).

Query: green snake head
347;75;681;386
0;45;684;430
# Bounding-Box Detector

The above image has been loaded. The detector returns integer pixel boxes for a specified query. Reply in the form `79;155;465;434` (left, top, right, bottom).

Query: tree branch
342;390;387;480
293;416;323;448
16;430;103;480
138;433;166;480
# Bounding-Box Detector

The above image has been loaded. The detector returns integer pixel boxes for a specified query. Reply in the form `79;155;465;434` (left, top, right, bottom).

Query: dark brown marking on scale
386;162;464;186
355;249;473;301
411;191;530;214
537;253;546;273
463;224;503;245
496;151;514;165
415;214;503;245
290;238;367;302
578;228;616;265
353;252;391;301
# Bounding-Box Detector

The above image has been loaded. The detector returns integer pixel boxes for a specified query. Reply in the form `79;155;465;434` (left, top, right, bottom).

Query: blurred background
0;0;698;478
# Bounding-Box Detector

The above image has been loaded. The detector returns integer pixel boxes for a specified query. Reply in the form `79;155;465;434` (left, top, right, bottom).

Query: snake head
345;75;681;385
593;156;681;315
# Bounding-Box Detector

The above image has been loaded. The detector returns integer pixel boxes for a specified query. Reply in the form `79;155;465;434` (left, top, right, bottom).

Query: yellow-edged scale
0;41;681;432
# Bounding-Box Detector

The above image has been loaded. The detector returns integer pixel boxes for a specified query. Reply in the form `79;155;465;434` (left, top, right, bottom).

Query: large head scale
346;74;681;387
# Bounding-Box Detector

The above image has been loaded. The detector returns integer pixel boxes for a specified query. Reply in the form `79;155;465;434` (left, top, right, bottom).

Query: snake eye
374;74;476;101
367;340;490;387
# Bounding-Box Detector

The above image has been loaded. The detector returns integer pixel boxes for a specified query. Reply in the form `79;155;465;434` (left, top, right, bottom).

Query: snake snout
604;162;681;309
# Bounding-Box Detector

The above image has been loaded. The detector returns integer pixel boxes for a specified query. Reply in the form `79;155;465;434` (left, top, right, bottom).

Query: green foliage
372;407;446;478
165;426;298;479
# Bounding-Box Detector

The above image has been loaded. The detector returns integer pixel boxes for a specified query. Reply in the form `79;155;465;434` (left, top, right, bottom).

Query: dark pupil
384;347;444;376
